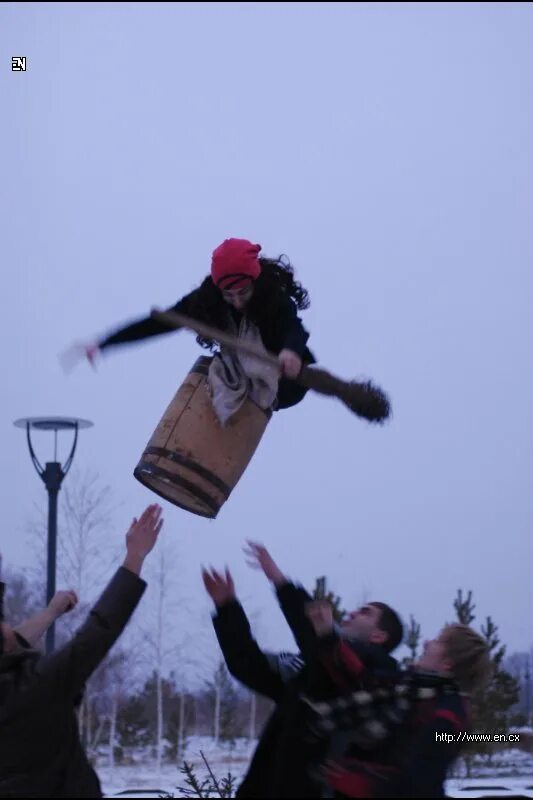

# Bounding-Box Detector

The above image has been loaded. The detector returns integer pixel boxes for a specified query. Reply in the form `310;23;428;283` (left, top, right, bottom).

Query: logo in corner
12;57;27;72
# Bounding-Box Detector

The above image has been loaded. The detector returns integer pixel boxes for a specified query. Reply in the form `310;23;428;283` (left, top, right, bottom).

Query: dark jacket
0;567;146;798
310;648;471;799
322;689;470;798
212;583;398;799
98;289;315;410
390;688;469;798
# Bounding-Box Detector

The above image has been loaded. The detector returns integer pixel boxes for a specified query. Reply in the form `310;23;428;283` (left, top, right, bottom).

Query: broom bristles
341;380;391;423
300;367;391;423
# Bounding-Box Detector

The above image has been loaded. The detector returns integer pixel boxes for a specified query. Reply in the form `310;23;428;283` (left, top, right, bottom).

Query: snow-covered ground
99;738;533;798
446;750;533;798
101;738;252;797
447;777;533;799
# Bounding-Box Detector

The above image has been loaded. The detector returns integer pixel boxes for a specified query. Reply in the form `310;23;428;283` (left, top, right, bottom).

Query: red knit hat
211;238;262;290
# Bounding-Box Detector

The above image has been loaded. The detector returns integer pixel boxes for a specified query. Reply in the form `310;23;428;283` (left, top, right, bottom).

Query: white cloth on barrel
207;315;280;425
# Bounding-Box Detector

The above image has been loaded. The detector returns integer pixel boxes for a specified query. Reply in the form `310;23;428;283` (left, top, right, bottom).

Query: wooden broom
150;309;391;423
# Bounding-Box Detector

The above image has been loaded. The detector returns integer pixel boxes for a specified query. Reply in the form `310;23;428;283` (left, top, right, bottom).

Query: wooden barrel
133;356;272;518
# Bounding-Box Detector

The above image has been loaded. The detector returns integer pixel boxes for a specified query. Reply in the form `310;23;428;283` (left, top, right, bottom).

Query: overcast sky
2;2;532;665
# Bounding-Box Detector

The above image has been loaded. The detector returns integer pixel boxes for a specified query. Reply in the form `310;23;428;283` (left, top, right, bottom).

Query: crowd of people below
0;505;492;798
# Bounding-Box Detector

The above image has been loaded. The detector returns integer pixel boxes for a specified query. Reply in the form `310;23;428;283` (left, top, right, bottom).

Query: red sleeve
318;639;367;691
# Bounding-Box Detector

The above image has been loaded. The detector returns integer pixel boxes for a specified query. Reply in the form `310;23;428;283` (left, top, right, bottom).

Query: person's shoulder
1;650;41;672
263;281;294;308
430;687;469;733
435;688;467;713
382;652;401;673
347;639;399;673
174;282;204;304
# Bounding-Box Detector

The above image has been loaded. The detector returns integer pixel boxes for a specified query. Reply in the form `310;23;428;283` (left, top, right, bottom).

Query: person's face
340;603;387;646
221;279;254;310
415;629;452;673
0;623;21;655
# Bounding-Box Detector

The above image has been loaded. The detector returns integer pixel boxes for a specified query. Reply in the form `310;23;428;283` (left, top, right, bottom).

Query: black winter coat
212;583;398;799
98;288;315;410
0;568;146;798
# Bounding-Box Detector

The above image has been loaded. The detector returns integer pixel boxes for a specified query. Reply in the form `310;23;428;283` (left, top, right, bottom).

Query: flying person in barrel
72;238;315;424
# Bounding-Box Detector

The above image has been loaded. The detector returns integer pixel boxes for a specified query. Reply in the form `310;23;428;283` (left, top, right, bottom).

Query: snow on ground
100;737;252;797
99;738;533;798
449;749;533;778
446;751;533;798
446;779;533;798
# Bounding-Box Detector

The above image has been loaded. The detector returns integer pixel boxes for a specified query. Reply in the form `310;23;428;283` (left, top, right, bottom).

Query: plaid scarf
303;669;461;751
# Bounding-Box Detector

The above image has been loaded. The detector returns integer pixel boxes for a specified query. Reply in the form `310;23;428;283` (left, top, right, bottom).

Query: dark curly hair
184;255;310;351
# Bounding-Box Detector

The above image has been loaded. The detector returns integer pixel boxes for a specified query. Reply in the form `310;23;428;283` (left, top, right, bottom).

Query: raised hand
278;348;302;379
59;342;100;374
123;504;164;575
243;541;286;587
84;343;100;367
305;600;334;637
47;590;79;619
202;567;236;607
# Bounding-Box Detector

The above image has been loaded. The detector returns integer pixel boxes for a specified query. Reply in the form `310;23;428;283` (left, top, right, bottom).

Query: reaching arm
37;505;163;698
38;567;147;696
14;590;78;648
212;599;288;702
203;566;287;701
268;571;385;692
243;542;322;662
15;610;54;647
275;582;325;662
98;290;199;351
98;315;173;349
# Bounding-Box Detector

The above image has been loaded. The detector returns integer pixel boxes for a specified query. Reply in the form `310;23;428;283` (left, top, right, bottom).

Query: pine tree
453;589;475;625
472;617;520;762
175;753;238;798
453;590;520;768
117;693;151;748
403;614;421;666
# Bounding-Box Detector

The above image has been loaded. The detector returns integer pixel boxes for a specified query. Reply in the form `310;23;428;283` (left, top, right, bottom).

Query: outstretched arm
203;567;286;702
98;289;200;351
63;288;201;370
39;505;163;697
14;590;79;648
243;542;320;662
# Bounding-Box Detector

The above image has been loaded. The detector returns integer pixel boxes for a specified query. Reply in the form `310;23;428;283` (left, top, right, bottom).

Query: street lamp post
525;658;531;727
14;417;93;653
